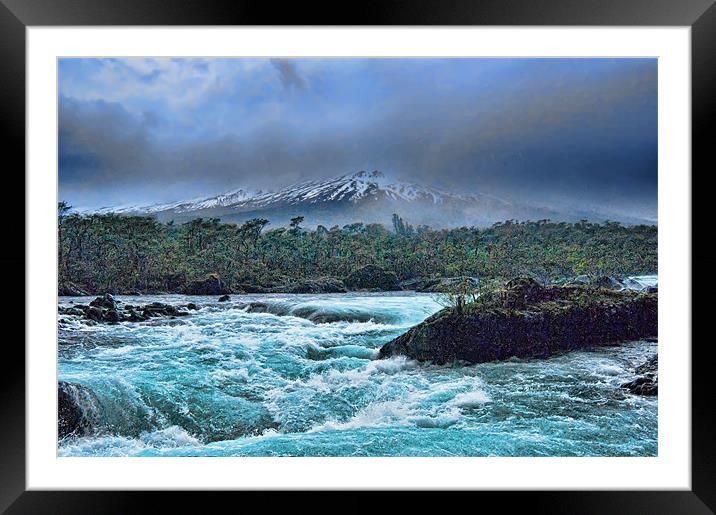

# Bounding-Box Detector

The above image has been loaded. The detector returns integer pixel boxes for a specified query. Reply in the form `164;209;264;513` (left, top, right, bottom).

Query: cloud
58;58;657;217
270;58;307;92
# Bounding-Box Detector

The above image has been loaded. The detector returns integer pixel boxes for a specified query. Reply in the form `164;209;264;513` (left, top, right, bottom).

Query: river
58;280;657;457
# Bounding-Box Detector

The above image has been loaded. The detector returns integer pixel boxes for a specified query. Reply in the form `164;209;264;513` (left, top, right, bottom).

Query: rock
58;282;90;296
635;354;658;375
622;355;658;396
58;381;101;439
68;299;192;324
184;274;232;295
142;302;189;318
89;293;117;310
379;279;657;364
124;309;147;322
186;303;199;310
344;265;402;291
218;294;231;302
59;306;85;317
104;309;120;323
622;376;658;396
245;301;270;313
276;278;348;294
85;306;104;322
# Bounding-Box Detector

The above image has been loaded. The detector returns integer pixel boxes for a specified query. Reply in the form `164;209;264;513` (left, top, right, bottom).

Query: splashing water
58;287;657;457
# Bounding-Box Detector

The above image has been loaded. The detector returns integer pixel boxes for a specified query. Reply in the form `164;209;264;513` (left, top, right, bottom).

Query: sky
59;58;657;218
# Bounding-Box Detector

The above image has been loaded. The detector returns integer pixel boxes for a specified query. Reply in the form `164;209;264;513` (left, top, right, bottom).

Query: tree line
58;203;657;294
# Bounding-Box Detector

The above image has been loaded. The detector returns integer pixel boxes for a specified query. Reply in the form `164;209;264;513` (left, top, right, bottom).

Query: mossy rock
380;278;657;364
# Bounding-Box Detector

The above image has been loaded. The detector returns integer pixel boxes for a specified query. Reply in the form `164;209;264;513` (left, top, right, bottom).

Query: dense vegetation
58;203;657;294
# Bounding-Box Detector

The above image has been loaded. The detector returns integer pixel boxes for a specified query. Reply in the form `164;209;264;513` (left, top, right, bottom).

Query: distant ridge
89;170;655;228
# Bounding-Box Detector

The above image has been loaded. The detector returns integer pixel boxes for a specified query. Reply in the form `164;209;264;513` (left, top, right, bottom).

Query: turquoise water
58;290;657;457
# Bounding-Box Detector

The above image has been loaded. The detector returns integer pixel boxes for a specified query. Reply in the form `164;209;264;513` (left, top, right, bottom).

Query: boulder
89;293;117;310
184;274;232;295
379;279;657;364
63;299;191;323
142;302;189;318
635;354;658;375
344;265;402;291
621;376;658;396
622;355;658;396
59;306;85;317
58;381;101;439
104;309;120;323
218;294;231;302
245;301;270;313
85;306;104;322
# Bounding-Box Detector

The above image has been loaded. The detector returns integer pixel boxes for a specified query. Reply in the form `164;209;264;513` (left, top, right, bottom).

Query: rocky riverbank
379;277;657;365
59;293;196;324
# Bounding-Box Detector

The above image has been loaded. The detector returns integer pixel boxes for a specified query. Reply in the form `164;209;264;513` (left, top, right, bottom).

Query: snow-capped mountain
90;170;648;227
94;187;260;215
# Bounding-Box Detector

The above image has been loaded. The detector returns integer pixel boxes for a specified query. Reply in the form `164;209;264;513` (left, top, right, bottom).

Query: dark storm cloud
58;58;656;217
270;58;307;91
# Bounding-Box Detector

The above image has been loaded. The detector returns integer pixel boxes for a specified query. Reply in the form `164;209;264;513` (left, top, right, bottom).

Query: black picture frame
1;0;711;511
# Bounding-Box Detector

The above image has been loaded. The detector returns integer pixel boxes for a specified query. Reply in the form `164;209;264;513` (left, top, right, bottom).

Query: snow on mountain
87;170;651;227
93;187;260;215
233;170;477;208
95;171;485;215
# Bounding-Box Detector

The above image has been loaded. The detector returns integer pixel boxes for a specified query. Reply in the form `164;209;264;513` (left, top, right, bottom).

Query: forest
58;203;658;295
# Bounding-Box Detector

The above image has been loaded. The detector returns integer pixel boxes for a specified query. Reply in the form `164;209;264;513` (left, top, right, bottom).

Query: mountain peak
352;170;385;180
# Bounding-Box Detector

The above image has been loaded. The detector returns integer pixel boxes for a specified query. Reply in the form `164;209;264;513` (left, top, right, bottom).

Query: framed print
2;0;712;512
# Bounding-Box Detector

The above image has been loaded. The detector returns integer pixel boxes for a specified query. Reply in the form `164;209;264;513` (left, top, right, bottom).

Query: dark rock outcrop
379;279;658;364
89;293;117;310
58;381;101;439
60;297;190;324
244;301;271;314
218;294;231;302
184;274;232;295
141;302;189;318
621;376;658;396
344;265;402;291
622;354;658;395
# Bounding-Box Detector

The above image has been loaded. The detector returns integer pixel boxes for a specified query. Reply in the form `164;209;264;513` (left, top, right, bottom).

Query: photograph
56;57;658;458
